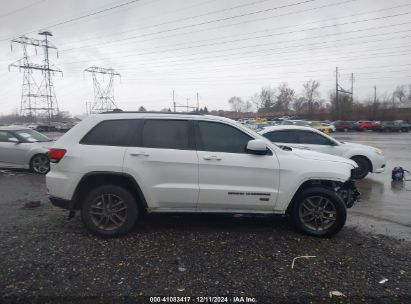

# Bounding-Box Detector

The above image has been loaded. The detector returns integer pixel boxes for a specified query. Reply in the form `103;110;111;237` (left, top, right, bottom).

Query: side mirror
8;138;20;144
246;139;269;155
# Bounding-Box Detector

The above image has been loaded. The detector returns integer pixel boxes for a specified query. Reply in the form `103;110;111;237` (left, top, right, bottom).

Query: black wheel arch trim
70;171;148;211
351;155;373;173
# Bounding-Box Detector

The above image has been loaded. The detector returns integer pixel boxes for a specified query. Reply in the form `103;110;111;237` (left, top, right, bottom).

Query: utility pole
84;66;121;113
335;67;339;117
173;95;197;112
373;86;377;104
173;90;176;112
373;85;377;120
196;92;199;112
351;73;354;103
335;67;353;120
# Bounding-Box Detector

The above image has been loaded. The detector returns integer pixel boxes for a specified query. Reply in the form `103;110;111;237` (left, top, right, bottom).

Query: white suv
46;112;360;237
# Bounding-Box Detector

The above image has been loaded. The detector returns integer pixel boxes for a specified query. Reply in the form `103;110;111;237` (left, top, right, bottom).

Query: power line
106;29;411;72
117;49;411;81
47;0;222;47
0;0;47;18
57;16;411;67
108;11;411;56
60;0;354;53
0;0;144;42
60;29;411;74
59;0;331;51
60;1;407;53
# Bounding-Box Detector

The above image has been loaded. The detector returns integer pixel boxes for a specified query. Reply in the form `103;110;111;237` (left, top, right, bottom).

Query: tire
290;187;347;237
80;185;139;237
30;154;50;174
351;156;370;180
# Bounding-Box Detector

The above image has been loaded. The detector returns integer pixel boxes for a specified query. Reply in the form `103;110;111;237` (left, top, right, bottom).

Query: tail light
48;148;66;163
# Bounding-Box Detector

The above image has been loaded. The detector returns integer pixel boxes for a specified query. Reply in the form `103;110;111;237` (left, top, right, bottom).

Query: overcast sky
1;0;411;115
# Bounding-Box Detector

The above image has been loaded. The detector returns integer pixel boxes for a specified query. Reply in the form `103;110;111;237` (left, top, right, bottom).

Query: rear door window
141;119;190;150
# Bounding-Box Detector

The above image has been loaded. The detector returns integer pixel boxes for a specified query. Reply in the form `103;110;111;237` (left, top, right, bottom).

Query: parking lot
0;131;410;302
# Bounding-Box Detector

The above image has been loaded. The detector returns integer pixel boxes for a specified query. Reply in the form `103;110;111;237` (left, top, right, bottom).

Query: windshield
14;129;52;142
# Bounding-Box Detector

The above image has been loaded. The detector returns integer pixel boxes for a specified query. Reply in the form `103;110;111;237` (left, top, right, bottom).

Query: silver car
0;127;52;174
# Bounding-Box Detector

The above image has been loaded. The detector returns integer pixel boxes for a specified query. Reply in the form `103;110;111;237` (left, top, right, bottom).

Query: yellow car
308;121;332;134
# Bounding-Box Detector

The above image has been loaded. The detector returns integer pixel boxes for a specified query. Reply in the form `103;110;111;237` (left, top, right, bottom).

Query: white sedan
0;126;53;174
259;125;386;179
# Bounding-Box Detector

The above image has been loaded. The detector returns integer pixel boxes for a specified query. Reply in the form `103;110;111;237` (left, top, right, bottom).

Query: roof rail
100;110;203;115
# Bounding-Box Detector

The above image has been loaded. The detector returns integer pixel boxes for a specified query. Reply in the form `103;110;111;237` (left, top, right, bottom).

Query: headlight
374;148;383;155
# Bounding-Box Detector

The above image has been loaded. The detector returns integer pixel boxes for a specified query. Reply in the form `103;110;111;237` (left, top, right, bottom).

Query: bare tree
293;97;306;113
244;100;253;112
251;86;276;113
275;83;294;112
302;80;320;113
330;91;353;120
228;96;245;112
393;85;407;104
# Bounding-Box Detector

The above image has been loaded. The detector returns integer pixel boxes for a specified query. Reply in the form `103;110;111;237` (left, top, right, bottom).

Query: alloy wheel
298;196;337;231
31;154;50;174
89;194;128;231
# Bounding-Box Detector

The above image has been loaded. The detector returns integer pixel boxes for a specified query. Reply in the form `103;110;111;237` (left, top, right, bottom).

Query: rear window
297;131;331;145
81;120;132;146
263;130;298;143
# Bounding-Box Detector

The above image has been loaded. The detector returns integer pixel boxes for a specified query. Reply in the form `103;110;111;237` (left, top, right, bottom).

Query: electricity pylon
9;31;62;120
84;66;121;113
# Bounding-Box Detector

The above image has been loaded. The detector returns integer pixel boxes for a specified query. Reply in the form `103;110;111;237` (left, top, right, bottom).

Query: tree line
227;81;411;120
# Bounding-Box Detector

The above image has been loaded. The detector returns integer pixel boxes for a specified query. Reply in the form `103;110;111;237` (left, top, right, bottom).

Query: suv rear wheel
80;185;138;237
290;187;347;237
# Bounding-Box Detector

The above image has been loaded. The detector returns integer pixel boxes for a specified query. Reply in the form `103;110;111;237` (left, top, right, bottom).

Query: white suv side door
123;119;198;210
195;121;280;211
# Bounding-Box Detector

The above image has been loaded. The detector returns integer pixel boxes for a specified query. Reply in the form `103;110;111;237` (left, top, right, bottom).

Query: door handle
130;151;149;157
203;155;222;161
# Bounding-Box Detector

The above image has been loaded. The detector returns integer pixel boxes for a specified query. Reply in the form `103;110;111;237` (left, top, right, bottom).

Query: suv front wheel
81;185;139;237
290;187;347;237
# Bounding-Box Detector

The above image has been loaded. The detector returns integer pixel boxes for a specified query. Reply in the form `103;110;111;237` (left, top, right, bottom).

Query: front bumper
337;180;361;208
372;155;386;173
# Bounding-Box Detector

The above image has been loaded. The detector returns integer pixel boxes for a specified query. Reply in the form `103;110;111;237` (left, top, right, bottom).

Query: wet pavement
332;132;411;241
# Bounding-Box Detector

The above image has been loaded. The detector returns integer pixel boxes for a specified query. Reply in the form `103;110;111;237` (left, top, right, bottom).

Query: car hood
340;141;376;151
291;148;358;168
